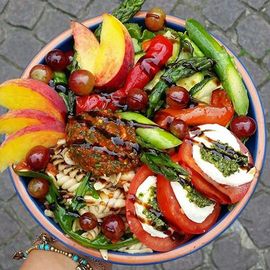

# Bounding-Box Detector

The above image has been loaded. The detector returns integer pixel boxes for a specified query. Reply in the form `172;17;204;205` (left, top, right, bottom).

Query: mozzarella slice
190;124;256;187
135;176;168;238
171;182;215;223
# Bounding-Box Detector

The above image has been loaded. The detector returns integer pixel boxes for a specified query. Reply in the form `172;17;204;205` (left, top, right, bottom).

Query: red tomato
159;89;234;126
126;165;191;252
178;140;252;204
157;175;221;235
76;94;117;114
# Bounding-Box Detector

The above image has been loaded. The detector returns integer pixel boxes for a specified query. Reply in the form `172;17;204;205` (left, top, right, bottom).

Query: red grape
26;146;50;171
28;178;49;199
29;64;53;84
170;119;189;140
79;213;98;231
69;69;95;96
45;49;68;71
145;7;166;32
65;50;74;65
230;116;257;138
126;88;148;111
101;215;125;243
166;86;190;109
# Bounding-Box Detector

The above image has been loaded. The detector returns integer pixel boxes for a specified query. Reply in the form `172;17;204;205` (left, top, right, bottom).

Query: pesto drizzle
140;186;168;231
183;185;213;208
200;141;248;177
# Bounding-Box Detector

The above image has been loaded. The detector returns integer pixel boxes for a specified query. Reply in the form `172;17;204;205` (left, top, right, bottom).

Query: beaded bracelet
13;233;96;270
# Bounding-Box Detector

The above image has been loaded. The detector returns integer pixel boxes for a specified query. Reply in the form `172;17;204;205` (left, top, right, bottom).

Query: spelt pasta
83;188;126;218
118;243;153;254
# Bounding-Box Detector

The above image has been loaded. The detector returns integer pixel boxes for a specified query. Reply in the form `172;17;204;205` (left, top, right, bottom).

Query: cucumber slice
177;72;204;91
144;70;165;91
167;40;181;65
134;52;145;64
190;77;221;104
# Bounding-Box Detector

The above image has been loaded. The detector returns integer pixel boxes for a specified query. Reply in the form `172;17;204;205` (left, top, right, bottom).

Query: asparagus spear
146;57;215;118
141;151;189;182
186;19;249;115
95;0;145;37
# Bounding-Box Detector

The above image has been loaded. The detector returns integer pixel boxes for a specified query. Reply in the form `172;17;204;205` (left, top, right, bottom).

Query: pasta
72;218;100;241
118;243;153;254
94;171;135;192
46;140;86;193
82;188;126;219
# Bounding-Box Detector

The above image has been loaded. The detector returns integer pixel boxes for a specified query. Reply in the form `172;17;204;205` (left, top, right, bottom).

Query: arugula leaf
59;91;76;116
141;29;155;41
54;204;139;249
70;174;99;212
125;23;142;40
46;184;59;205
67;52;79;73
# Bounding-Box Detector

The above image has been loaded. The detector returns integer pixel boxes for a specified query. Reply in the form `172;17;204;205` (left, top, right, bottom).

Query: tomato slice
178;140;251;204
126;165;191;252
157;89;234;127
157;175;221;235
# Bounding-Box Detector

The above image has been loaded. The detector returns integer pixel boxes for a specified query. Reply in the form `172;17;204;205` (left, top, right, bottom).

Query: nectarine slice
71;21;100;73
0;124;65;172
72;14;134;90
0;109;64;135
0;79;67;122
94;14;134;89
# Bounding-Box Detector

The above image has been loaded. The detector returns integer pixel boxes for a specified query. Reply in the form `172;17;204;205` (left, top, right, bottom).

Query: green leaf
70;174;99;212
67;52;79;73
125;23;142;40
53;71;67;85
87;181;99;200
54;204;139;249
46;184;59;205
59;91;75;115
132;38;142;54
141;29;156;41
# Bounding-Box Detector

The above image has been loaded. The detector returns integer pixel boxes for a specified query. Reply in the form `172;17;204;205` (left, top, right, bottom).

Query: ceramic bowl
10;12;267;265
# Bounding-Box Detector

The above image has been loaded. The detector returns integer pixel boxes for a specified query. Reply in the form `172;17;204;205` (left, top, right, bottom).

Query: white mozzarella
190;124;256;187
190;124;241;151
170;182;215;223
135;176;168;238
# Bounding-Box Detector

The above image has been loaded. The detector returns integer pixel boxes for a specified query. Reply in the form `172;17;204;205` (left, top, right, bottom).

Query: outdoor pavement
0;0;269;269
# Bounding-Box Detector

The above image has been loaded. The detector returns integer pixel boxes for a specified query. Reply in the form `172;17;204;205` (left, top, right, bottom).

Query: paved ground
0;0;269;269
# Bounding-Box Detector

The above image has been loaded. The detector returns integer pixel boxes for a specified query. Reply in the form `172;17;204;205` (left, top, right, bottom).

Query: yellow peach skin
0;109;64;135
0;124;65;172
0;79;67;122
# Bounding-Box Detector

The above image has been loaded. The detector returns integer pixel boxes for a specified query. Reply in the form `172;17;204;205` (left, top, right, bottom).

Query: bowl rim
10;12;267;265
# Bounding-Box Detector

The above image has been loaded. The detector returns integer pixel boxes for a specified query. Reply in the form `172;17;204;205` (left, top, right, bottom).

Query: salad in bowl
0;0;266;265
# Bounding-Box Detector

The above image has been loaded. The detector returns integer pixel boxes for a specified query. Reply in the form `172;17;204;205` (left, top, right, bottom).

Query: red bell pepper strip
155;89;234;127
76;35;173;114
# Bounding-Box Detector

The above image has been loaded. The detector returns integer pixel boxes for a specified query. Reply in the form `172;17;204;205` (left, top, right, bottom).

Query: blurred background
0;0;269;269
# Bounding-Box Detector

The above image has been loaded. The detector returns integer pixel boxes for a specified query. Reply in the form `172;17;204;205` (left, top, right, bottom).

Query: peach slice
72;14;134;91
0;123;65;172
71;21;100;73
0;79;67;122
0;109;64;135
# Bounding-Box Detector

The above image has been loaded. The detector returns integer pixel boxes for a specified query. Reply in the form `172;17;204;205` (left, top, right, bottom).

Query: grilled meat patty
66;111;140;176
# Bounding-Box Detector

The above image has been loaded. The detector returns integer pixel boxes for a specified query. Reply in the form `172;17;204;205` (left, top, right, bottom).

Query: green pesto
142;187;167;231
183;184;213;208
200;141;248;177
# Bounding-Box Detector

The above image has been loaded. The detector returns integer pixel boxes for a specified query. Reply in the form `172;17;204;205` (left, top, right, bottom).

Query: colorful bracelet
13;233;99;270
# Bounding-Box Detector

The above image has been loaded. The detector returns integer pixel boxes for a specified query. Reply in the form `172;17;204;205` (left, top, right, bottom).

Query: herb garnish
183;185;213;208
200;141;248;177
